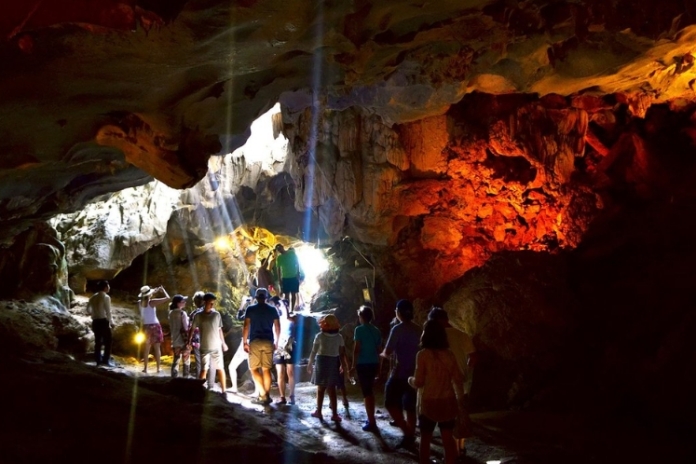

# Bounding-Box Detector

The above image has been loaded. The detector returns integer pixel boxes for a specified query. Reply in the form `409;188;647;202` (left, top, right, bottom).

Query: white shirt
140;303;159;325
87;292;112;324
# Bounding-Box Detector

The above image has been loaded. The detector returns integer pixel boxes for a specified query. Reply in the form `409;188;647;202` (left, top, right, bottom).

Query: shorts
200;349;222;373
143;323;163;344
281;277;300;294
248;339;274;370
384;377;416;412
419;415;456;434
273;347;299;365
356;363;378;397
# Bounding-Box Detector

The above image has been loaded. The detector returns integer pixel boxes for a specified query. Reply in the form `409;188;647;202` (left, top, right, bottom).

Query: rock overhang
0;0;695;244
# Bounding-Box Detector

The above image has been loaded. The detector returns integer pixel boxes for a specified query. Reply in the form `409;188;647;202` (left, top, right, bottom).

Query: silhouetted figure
87;280;113;366
168;294;191;378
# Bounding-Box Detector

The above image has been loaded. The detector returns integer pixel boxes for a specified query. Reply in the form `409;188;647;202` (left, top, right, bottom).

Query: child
307;314;349;422
408;320;465;464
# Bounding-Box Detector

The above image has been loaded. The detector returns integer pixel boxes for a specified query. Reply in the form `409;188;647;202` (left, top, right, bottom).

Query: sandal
310;410;323;420
330;414;342;423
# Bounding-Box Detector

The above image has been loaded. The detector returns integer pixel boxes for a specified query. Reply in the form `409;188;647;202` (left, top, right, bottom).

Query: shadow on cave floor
2;351;686;464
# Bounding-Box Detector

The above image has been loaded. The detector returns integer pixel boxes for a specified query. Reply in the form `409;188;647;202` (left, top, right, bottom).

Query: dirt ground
112;354;504;464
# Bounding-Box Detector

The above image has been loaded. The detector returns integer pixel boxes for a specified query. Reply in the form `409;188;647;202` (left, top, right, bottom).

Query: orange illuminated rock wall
284;92;693;297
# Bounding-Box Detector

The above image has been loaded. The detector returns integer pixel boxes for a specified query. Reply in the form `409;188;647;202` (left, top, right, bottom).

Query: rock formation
2;1;696;461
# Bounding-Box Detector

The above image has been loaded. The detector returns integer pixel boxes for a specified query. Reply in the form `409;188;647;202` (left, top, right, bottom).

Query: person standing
428;307;476;458
168;295;191;378
272;297;298;405
381;299;421;449
273;244;301;312
138;285;170;374
227;296;257;394
256;256;276;295
188;293;228;392
307;314;349;422
188;291;205;379
86;280;113;366
408;320;465;464
242;287;280;405
351;305;382;432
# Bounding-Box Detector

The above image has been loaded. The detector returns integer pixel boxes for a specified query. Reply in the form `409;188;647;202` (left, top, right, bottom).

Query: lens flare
134;332;145;344
214;236;231;251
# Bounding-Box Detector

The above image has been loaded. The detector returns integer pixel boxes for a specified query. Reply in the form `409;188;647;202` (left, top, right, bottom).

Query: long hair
420;319;449;350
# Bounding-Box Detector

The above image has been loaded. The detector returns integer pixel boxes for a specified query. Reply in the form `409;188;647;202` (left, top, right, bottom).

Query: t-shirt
410;348;464;422
168;308;189;348
189;307;203;345
87;292;112;323
245;302;279;343
354;323;381;365
140;304;159;325
275;250;299;279
384;321;421;379
310;332;344;361
191;310;222;352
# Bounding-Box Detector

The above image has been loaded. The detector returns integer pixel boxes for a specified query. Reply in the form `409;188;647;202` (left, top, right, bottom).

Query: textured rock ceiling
1;0;696;243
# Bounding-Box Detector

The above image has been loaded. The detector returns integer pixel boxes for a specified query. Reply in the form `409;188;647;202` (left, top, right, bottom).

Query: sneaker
251;397;268;405
362;421;378;432
288;396;295;405
263;396;273;405
276;397;287;405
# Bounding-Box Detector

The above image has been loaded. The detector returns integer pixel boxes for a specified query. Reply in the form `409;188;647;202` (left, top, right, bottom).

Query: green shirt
275;249;299;279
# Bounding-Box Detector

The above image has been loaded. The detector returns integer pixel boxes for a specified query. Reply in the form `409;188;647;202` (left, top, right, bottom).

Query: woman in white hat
138;285;170;374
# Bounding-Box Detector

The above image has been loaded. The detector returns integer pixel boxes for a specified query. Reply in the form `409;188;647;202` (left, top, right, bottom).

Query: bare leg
406;409;417;436
276;364;286;398
285;364;295;398
456;438;466;457
142;342;151;373
261;367;272;398
153;343;161;373
228;343;247;393
340;385;349;407
328;386;338;416
315;386;326;413
250;368;264;398
419;431;433;464
441;428;457;464
216;369;226;391
365;394;376;424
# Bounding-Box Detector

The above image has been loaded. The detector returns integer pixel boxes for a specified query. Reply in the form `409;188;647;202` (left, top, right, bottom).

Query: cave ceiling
1;0;696;246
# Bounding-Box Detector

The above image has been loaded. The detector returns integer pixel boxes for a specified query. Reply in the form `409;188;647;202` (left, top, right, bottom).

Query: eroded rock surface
1;1;696;242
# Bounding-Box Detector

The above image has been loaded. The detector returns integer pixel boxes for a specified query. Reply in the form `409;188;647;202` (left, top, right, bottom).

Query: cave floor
3;350;681;464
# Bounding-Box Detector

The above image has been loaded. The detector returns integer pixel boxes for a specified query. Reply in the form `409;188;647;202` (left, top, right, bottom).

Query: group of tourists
137;284;293;405
85;253;476;463
288;297;475;463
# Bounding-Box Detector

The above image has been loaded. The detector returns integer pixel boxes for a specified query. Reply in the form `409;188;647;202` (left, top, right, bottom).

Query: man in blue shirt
243;287;280;404
381;299;421;449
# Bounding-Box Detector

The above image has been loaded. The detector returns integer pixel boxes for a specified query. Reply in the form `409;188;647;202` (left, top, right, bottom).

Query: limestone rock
50;181;180;282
